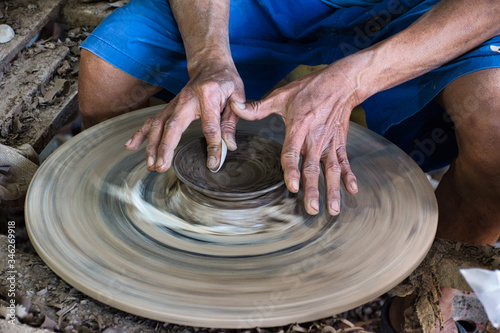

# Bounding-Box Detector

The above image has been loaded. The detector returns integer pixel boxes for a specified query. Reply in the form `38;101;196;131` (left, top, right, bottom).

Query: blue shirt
319;0;381;8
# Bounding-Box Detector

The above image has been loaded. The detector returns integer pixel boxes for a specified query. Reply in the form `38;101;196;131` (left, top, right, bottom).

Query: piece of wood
0;45;69;145
25;83;78;154
62;0;122;28
0;0;67;70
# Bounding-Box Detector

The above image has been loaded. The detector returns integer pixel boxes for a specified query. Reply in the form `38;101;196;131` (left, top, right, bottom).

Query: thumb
230;99;275;121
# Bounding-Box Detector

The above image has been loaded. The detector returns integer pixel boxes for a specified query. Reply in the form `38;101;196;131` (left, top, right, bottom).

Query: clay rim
172;135;285;201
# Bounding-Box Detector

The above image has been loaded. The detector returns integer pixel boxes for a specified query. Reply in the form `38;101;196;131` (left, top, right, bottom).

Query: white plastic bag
460;268;500;328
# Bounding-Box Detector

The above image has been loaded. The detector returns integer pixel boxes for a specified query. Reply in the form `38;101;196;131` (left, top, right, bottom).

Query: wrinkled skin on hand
125;63;245;173
232;64;361;216
0;143;39;206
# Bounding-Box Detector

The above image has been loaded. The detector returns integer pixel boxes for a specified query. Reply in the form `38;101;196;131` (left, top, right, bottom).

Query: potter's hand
232;63;362;216
125;62;245;172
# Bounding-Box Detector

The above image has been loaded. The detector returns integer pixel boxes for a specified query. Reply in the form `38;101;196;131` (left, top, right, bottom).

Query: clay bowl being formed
173;135;284;201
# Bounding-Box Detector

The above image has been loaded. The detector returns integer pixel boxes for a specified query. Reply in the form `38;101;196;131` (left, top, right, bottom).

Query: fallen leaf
11;117;22;133
337;319;355;329
37;287;48;296
291;324;308;332
43;78;68;102
56;302;76;317
322;325;336;333
41;315;58;330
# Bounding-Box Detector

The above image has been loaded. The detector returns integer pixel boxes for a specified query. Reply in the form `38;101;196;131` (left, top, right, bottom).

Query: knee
458;116;500;180
78;49;160;128
78;49;105;126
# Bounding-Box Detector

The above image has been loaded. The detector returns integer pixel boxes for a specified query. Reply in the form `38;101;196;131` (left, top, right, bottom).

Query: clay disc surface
26;105;437;328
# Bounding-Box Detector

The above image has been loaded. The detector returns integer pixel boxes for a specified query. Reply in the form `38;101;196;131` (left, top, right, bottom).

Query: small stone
0;24;15;43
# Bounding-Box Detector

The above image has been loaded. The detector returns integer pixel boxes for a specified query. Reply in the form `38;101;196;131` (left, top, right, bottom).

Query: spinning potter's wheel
26;105;437;328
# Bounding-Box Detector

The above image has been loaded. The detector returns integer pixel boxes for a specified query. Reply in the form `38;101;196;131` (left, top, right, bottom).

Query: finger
155;112;195;172
301;141;323;215
230;90;283;121
221;80;245;151
281;126;306;195
322;145;342;216
336;143;358;194
125;118;152;151
145;116;167;171
221;108;238;151
200;102;223;171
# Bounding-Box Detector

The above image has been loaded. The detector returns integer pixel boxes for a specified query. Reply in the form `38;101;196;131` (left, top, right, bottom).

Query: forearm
169;0;233;75
348;0;500;100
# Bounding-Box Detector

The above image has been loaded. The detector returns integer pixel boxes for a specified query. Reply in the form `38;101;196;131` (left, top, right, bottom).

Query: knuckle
157;142;170;152
324;161;341;175
198;81;221;98
338;158;351;168
144;116;154;126
164;118;177;132
281;147;300;164
302;161;321;175
150;117;163;128
207;146;219;154
202;123;220;137
134;127;147;138
203;80;220;91
305;185;319;196
145;144;156;156
329;188;341;199
336;145;347;156
220;121;236;133
176;87;195;104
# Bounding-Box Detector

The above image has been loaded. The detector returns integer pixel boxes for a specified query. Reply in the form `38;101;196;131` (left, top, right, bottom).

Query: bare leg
79;49;163;128
389;68;500;332
434;69;500;246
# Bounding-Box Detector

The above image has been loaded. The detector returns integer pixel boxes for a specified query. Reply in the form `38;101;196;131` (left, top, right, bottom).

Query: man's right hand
125;61;245;173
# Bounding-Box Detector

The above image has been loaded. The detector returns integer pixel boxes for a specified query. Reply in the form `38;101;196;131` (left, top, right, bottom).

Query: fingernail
310;199;319;212
330;200;340;214
350;181;358;192
125;139;132;146
147;156;155;167
157;157;164;169
207;156;218;169
290;179;299;192
225;135;237;151
232;101;246;110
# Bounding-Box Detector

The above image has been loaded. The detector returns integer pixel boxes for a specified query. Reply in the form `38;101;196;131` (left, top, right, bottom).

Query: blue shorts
81;0;500;171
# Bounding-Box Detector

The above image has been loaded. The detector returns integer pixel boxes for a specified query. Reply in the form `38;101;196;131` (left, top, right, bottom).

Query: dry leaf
56;302;76;317
37;287;48;296
45;302;63;309
41;315;58;330
337;319;355;328
322;325;336;333
43;78;68;102
70;45;80;55
353;321;372;327
11;117;22;133
291;324;308;332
